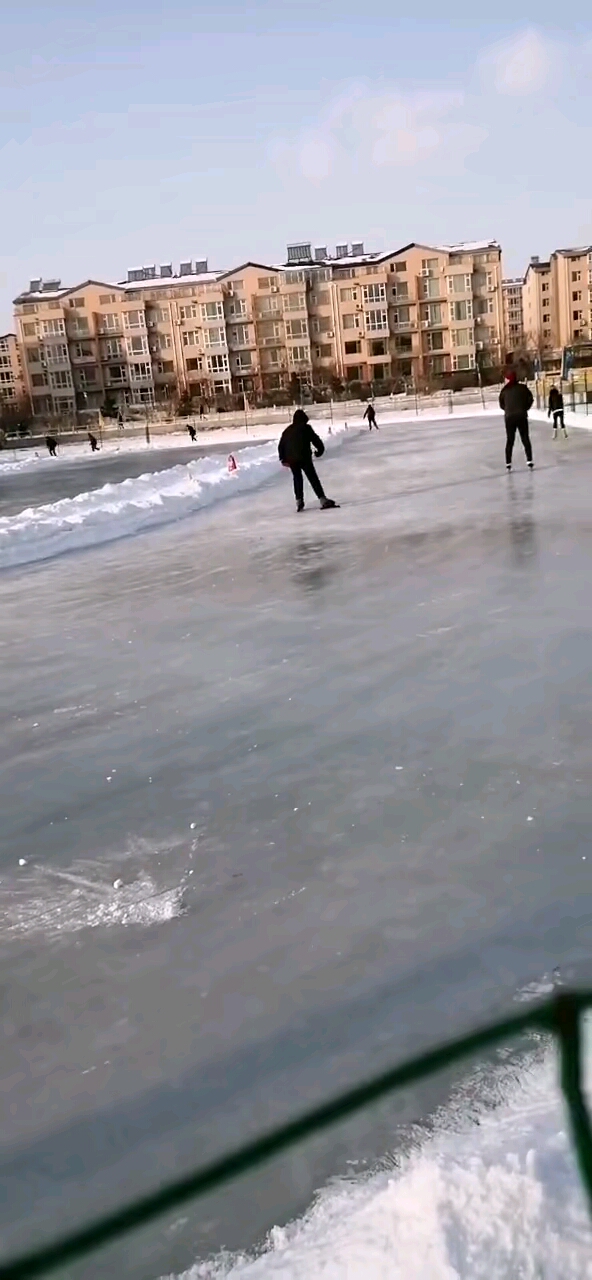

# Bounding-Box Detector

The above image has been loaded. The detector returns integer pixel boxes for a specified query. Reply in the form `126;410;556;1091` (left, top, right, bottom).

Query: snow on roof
118;271;223;290
555;245;591;258
437;239;500;253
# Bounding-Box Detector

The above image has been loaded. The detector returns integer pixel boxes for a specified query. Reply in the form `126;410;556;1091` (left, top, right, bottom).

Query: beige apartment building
13;238;504;419
502;279;524;355
521;245;592;363
0;333;26;412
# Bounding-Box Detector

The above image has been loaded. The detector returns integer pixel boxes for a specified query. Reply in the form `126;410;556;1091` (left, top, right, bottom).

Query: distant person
199;403;206;420
88;432;99;452
187;423;197;442
548;386;567;438
117;409;124;430
499;372;534;472
278;409;337;512
363;403;378;431
45;435;58;457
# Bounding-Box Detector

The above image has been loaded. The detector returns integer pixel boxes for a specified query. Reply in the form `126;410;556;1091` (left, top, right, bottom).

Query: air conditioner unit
420;269;431;278
421;320;430;328
326;330;334;338
271;286;279;294
476;341;484;350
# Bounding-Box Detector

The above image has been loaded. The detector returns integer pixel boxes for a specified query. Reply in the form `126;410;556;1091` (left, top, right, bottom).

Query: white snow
165;1030;592;1280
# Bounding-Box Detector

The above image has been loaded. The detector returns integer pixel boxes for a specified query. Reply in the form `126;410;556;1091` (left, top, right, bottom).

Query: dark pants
552;410;565;431
505;416;532;465
367;416;377;430
290;459;326;504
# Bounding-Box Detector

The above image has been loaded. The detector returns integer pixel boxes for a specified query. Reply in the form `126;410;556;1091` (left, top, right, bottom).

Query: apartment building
0;333;25;410
502;279;524;355
550;246;592;348
13;238;504;418
522;256;554;355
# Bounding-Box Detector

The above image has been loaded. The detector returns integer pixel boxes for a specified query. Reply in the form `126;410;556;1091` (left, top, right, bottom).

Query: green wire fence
2;989;592;1280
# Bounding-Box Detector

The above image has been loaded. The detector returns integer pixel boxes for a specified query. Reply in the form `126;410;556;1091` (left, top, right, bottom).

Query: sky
1;0;592;330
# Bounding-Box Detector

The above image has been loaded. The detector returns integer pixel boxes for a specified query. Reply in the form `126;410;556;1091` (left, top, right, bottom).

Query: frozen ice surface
2;414;592;1275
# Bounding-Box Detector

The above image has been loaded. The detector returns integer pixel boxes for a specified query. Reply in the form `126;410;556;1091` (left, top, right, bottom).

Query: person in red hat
499;371;534;472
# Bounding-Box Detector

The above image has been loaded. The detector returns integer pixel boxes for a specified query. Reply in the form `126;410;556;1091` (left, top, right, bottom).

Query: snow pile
169;1038;592;1280
0;442;282;570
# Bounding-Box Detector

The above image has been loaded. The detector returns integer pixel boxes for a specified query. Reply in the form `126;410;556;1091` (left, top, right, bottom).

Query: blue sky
1;0;591;329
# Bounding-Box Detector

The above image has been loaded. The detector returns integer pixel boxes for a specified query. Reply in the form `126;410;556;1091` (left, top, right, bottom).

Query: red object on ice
227;454;238;473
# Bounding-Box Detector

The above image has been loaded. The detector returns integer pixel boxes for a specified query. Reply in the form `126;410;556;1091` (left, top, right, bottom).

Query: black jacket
278;420;325;466
548;388;564;412
499;382;533;418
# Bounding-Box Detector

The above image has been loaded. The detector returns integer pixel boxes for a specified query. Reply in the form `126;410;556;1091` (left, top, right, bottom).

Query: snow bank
0;428;354;571
168;1024;592;1280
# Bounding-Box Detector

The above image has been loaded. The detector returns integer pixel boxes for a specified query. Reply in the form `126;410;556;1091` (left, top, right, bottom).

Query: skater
88;432;99;452
45;434;58;457
364;403;378;430
278;409;337;512
199;403;206;420
548;386;567;438
187;423;197;442
117;409;124;430
499;372;534;472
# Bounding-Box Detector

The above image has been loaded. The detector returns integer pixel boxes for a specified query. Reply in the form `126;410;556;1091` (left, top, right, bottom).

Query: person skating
278;409;338;512
45;434;58;457
88;432;99;452
187;423;197;442
548;386;568;438
364;403;378;430
499;372;534;472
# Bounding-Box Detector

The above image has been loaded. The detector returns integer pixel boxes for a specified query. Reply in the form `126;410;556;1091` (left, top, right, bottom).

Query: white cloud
273;84;485;184
480;29;554;97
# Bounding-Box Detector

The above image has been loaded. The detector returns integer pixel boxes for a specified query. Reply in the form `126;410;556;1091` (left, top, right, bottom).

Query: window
73;342;93;358
451;329;474;348
232;325;250;346
100;314;120;332
130;362;152;382
422;278;441;299
26;347;40;364
285;293;306;311
180;304;198;320
543;329;551;339
422;303;443;325
258;277;271;289
69;316;90;335
50;369;72;389
108;365;126;382
124;310;145;330
228;299;247;318
474;298;493;316
127;334;149;357
23;322;37;337
572;271;581;282
185;357;203;372
68;297;86;308
344;340;361;355
452;353;475;371
46;343;69;364
318;343;333;358
228;279;244;292
448;274;472;294
78;366;98;386
31;373;47;387
0;354;11;368
362;283;386;304
202;301;224;321
207;353;229;373
235;352;252;370
450;300;472;322
342;313;359;330
288;346;309;365
340;287;357;302
182;330;199;347
427;331;444;351
104;339;123;358
55;397;74;413
392;282;409;300
312;290;330;306
573;310;583;322
421;258;439;272
99;294;117;305
204;327;226;347
0;370;15;384
395;335;412;352
543;313;550;323
371;339;387;356
156;333;172;350
22;303;38;314
365;309;388;332
573;291;582;302
542;283;549;292
395;261;407;273
393;306;410;325
42;317;66;336
155;360;175;374
286;318;308;338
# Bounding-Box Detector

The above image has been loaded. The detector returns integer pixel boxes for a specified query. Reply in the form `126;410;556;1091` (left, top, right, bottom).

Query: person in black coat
499;372;534;471
45;435;58;457
278;409;337;511
548;386;567;438
88;432;99;452
364;403;378;430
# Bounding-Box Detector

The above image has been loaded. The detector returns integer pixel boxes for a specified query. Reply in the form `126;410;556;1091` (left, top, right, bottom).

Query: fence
3;387;501;453
1;990;592;1280
535;372;592;416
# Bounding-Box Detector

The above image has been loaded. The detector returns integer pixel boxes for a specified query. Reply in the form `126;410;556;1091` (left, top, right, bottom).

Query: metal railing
1;990;592;1280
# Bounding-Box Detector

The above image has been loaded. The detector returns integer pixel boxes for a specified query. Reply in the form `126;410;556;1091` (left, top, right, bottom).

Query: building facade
0;333;26;413
521;245;592;364
502;278;524;356
13;238;505;419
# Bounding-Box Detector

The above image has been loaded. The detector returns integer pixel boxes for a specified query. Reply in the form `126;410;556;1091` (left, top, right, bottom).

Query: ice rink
2;411;592;1276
